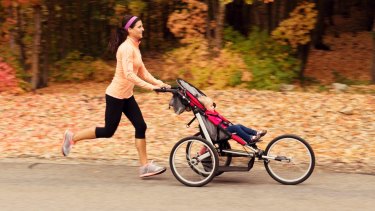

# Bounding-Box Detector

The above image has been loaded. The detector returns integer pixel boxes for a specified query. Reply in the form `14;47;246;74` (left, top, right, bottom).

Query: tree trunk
145;1;151;49
312;0;330;50
338;0;350;18
267;2;273;34
207;0;217;57
31;5;42;90
215;0;225;53
40;0;56;88
253;4;261;29
372;14;375;84
15;6;27;70
283;0;297;19
274;0;281;29
206;0;212;41
58;3;66;59
365;0;375;31
297;43;310;86
6;7;16;50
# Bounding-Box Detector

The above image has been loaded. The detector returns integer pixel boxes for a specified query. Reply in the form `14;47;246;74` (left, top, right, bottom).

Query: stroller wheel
170;136;219;187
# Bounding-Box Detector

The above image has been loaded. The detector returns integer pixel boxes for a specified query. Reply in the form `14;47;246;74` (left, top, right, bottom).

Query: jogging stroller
155;78;315;187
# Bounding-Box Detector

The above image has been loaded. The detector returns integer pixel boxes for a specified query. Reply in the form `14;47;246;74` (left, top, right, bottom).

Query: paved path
0;161;374;211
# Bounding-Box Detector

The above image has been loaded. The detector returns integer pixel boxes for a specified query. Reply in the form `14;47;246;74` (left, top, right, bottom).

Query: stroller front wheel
264;134;315;185
170;136;219;187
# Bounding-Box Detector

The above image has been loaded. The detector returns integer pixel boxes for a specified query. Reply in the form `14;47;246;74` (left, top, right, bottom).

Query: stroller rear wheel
186;138;232;177
170;136;219;187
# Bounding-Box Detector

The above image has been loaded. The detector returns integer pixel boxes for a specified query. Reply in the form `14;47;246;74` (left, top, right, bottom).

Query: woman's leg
72;128;96;143
62;95;124;156
123;96;166;177
135;139;148;166
74;95;124;143
122;96;148;166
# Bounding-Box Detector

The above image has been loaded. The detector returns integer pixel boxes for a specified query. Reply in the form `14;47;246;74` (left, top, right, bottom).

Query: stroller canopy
169;79;206;115
177;79;206;98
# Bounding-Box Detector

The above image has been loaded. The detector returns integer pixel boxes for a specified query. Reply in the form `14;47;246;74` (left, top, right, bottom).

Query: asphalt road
0;161;374;211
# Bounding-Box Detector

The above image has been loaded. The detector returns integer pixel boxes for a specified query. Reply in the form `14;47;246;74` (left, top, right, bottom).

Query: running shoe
62;130;74;156
139;161;166;178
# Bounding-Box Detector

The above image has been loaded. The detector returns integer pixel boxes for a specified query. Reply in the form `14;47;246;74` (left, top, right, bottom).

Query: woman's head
199;96;214;110
123;15;144;40
108;15;143;53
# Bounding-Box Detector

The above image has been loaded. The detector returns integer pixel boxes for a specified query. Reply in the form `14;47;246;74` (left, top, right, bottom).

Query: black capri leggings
95;95;147;139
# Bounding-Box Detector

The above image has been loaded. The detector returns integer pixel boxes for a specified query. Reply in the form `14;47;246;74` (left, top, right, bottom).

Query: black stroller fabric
169;93;186;115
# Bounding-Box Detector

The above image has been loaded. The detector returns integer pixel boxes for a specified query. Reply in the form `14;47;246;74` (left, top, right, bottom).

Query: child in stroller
198;96;267;145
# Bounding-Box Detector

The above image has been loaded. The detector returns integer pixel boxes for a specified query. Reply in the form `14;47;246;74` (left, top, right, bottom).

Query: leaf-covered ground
1;82;374;174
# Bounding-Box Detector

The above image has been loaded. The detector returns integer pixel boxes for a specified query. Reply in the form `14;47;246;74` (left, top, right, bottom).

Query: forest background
0;0;374;92
0;0;375;173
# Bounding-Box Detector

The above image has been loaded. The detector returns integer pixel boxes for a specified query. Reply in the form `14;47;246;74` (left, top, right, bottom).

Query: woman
61;15;170;178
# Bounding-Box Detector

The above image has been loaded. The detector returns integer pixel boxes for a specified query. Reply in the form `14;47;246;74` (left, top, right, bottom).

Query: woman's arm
139;63;170;88
138;63;163;86
121;47;157;90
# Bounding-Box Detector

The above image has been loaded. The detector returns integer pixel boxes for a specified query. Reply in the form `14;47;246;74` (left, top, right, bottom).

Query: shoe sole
140;168;167;178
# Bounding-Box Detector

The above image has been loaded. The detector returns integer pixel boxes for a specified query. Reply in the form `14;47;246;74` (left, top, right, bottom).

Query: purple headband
124;16;138;30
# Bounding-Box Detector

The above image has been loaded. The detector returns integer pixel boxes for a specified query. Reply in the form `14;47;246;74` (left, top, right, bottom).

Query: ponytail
108;15;140;54
108;28;127;54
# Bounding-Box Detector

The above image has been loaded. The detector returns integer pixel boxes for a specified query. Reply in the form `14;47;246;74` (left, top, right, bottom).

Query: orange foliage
1;0;40;7
0;17;16;43
167;0;207;43
0;58;18;92
271;2;317;49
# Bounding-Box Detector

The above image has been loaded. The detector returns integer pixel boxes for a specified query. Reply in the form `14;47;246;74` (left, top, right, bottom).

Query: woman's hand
161;83;171;89
152;85;161;90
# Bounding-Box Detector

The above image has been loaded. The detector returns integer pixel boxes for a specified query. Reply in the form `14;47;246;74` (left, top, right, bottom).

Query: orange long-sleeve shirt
106;37;163;99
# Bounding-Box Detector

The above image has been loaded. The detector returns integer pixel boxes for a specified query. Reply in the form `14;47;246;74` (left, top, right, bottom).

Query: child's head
199;96;214;110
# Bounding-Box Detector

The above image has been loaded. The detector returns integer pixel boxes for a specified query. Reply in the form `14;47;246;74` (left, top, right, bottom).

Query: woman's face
128;20;144;40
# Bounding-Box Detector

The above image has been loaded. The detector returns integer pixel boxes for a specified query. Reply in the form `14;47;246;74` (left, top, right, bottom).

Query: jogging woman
61;15;170;178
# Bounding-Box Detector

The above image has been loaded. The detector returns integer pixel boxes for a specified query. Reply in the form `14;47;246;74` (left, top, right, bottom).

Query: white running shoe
62;130;74;156
139;161;166;178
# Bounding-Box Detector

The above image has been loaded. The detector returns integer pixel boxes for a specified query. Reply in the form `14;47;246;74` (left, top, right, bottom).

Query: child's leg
237;124;257;136
227;125;252;142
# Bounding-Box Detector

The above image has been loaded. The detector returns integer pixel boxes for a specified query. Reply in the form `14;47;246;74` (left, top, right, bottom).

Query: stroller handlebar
154;87;179;93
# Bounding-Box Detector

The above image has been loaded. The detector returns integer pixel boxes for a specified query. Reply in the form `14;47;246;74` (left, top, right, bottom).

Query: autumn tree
212;0;274;55
272;1;317;82
0;0;43;89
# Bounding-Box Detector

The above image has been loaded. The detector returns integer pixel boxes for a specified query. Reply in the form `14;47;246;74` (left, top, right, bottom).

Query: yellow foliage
128;1;146;16
271;2;317;49
162;38;248;89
